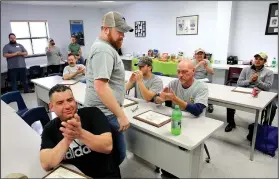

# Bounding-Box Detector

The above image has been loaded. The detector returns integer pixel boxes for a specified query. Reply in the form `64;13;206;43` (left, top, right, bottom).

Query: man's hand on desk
159;87;177;102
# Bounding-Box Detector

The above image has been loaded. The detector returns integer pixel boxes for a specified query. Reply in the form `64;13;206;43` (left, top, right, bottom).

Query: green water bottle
272;57;277;68
171;105;182;136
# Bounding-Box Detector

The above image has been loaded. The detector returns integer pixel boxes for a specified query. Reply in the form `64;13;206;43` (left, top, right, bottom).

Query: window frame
10;20;49;58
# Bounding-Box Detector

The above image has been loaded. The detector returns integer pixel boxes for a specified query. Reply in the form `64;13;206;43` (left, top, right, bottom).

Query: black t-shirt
41;107;119;178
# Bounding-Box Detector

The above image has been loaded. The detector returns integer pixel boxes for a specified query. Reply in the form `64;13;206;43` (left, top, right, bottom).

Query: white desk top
1;112;47;178
206;83;277;110
123;97;224;150
1;100;16;115
212;64;278;74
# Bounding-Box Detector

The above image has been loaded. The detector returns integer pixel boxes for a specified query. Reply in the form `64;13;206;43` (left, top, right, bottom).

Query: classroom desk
1;110;47;178
31;74;277;161
211;64;278;74
31;76;224;178
1;100;16;115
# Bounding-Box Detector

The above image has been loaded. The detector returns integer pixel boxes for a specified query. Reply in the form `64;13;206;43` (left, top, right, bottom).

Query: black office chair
28;66;43;79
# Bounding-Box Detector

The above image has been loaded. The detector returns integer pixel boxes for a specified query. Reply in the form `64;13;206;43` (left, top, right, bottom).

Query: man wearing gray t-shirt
126;57;163;102
2;33;33;93
155;60;209;117
45;38;63;75
84;11;133;165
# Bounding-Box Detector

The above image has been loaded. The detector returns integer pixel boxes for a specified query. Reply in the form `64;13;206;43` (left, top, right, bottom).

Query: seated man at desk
40;84;120;178
225;52;277;132
156;59;209;116
125;56;163;102
192;48;214;112
63;53;86;83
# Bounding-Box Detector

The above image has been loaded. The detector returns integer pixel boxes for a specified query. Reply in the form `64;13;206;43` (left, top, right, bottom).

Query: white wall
230;1;278;64
1;3;103;72
101;1;218;58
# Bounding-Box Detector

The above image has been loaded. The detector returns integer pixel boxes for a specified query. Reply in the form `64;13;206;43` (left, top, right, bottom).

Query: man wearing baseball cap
45;38;63;75
126;56;163;102
226;52;277;132
192;48;214;113
84;11;133;166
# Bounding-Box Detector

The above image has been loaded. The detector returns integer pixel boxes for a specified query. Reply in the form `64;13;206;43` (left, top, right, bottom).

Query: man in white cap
45;38;63;75
226;52;277;132
192;48;214;113
84;11;133;165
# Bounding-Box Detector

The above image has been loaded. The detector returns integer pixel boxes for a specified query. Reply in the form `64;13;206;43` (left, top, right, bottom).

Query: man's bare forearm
79;130;112;154
138;81;156;101
40;138;71;171
95;80;125;118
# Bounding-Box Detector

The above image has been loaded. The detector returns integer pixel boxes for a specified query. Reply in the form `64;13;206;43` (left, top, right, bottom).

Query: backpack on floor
247;123;278;157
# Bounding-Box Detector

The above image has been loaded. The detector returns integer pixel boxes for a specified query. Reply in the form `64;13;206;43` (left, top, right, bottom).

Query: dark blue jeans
8;68;29;92
107;114;126;165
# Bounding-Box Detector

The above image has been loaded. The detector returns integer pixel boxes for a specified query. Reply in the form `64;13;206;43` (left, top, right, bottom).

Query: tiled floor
8;92;278;178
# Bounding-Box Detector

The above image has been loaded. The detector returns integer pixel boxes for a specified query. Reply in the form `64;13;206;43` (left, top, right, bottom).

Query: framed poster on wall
135;21;146;37
70;20;85;45
176;15;199;35
265;3;278;35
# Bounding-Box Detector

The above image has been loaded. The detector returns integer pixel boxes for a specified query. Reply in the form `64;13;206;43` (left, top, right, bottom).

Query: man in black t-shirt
40;84;120;178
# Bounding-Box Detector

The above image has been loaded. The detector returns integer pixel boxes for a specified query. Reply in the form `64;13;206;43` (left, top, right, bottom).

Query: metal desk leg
266;103;272;124
250;110;260;161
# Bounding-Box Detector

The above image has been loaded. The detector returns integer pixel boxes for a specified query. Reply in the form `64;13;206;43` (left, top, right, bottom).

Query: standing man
46;38;63;74
68;35;84;63
2;33;34;93
84;11;133;165
225;52;277;132
126;56;163;102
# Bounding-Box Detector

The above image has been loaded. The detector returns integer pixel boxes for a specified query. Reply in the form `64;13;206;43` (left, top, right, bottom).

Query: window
10;21;49;57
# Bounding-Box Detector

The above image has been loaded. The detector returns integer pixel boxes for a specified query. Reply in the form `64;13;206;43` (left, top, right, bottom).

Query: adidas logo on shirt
64;139;91;160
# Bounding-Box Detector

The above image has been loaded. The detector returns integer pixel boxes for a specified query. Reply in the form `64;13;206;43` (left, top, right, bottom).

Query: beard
107;32;123;50
9;40;16;44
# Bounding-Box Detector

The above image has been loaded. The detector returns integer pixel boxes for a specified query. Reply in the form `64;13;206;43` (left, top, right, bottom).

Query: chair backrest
29;65;42;76
227;67;242;79
83;59;87;66
21;106;50;128
1;91;27;111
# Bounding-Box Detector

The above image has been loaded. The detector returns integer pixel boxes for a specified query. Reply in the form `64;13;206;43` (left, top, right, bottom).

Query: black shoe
24;89;35;93
155;166;160;173
225;123;236;132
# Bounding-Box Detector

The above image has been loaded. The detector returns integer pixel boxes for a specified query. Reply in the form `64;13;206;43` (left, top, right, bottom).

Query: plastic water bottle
272;57;277;68
171;105;182;136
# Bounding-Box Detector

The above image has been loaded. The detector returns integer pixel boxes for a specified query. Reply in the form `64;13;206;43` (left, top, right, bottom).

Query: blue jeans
107;114;126;165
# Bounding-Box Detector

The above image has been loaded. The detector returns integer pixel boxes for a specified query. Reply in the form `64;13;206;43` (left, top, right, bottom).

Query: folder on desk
43;165;91;178
133;110;171;127
59;80;79;85
231;87;253;94
123;98;138;108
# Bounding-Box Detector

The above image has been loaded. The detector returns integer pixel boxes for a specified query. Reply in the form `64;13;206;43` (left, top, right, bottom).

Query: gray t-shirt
84;38;125;116
192;59;211;79
134;74;163;100
45;46;62;65
2;43;27;69
63;64;86;81
167;79;209;108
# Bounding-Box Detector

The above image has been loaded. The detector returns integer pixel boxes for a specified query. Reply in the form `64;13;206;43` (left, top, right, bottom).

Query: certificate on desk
59;80;79;85
133;110;171;127
43;165;91;178
232;87;253;94
123;98;137;107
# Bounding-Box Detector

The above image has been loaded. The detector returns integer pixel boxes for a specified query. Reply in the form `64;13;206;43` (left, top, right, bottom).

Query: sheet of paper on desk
232;87;252;93
137;111;170;125
124;99;136;106
45;167;86;178
59;80;78;85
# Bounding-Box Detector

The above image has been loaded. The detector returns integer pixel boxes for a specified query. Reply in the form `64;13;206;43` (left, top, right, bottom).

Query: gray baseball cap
102;11;133;33
137;57;153;67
